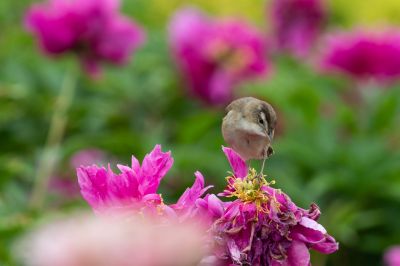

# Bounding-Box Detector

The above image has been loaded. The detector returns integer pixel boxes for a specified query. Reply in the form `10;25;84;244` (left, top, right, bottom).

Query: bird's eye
259;119;264;124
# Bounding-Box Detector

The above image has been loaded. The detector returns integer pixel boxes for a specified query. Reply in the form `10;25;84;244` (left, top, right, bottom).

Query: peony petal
286;240;311;266
311;235;339;254
223;200;241;220
173;171;212;213
227;239;242;264
109;164;140;203
77;166;110;209
131;156;141;177
206;194;224;218
300;217;327;234
139;145;174;194
222;146;248;178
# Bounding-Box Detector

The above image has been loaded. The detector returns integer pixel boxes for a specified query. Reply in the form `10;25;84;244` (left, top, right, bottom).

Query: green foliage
1;1;400;265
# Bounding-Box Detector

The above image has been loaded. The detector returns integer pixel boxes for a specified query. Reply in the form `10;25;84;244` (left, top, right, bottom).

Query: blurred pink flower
49;174;80;198
70;149;108;169
270;0;326;57
25;0;145;75
19;213;207;266
320;31;400;82
77;145;174;214
50;149;108;198
385;246;400;266
209;147;338;266
169;8;270;105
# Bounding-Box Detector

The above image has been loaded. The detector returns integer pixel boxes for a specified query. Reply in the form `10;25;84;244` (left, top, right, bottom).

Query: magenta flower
320;31;400;82
25;0;145;75
385;246;400;266
209;147;338;266
77;145;174;214
270;0;325;57
169;8;270;105
76;144;213;220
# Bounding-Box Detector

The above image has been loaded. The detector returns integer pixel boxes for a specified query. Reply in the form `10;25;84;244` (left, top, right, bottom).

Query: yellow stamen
224;168;277;213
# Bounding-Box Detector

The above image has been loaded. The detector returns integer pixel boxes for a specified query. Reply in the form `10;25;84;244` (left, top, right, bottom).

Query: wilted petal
223;200;241;220
311;235;339;254
291;217;326;244
227;239;242;264
300;217;326;234
290;217;338;254
286;240;310;266
303;203;321;220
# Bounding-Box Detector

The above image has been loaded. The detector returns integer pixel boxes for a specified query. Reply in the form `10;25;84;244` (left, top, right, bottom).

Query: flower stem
30;67;77;210
260;157;267;176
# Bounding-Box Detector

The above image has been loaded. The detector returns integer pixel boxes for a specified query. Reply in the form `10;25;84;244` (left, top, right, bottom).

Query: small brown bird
222;97;277;161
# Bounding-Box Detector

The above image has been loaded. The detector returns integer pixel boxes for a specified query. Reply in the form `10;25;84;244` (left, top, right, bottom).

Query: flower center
225;168;275;211
205;39;253;73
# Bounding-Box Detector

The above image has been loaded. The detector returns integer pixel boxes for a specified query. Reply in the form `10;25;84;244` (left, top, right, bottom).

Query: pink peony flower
25;0;145;75
208;147;338;266
320;30;400;82
169;8;270;105
77;145;213;220
270;0;326;57
77;145;174;215
19;213;207;266
385;246;400;266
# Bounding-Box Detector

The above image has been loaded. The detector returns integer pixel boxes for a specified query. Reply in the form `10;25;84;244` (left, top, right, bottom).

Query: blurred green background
1;0;400;265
